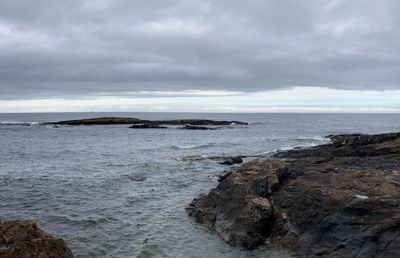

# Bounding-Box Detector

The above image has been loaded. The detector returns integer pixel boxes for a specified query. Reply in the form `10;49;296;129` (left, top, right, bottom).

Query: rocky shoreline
187;132;400;257
3;132;399;257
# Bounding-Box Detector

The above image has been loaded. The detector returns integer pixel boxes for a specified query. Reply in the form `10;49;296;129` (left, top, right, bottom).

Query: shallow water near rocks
1;112;399;257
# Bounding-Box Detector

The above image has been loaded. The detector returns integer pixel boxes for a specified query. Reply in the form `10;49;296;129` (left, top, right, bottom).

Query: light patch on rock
354;194;369;200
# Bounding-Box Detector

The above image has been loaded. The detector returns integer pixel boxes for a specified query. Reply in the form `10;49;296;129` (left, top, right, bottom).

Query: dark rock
218;171;232;182
275;132;400;160
218;156;243;165
329;132;400;147
143;119;247;126
178;125;218;130
129;124;167;129
187;132;400;257
207;155;245;165
0;220;73;258
54;117;142;125
186;159;288;249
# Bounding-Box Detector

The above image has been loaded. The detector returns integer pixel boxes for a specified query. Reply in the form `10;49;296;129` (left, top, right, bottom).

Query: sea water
1;113;399;257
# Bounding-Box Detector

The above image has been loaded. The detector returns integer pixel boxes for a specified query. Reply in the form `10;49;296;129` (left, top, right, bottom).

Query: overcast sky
0;0;399;112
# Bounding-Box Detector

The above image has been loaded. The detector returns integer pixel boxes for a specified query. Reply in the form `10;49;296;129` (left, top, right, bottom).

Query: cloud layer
1;0;400;100
1;87;400;113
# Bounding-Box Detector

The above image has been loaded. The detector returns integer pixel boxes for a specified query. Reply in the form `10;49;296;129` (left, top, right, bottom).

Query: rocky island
0;220;73;258
52;117;247;126
187;132;400;257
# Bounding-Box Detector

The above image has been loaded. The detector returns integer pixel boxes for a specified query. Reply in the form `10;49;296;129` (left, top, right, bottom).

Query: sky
0;0;399;112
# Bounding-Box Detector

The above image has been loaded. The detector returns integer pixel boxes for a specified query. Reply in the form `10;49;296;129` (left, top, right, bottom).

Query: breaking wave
0;121;40;126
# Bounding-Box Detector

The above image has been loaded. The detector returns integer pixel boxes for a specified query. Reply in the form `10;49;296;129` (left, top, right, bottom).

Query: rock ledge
187;132;400;257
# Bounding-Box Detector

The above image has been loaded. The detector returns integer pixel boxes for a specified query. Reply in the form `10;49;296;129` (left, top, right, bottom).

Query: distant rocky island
51;117;248;126
187;132;400;257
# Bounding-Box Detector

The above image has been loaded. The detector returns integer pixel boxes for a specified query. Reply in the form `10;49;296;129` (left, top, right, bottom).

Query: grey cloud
0;0;400;100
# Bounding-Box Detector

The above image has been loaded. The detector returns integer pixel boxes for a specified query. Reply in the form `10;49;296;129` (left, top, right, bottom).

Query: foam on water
0;121;40;126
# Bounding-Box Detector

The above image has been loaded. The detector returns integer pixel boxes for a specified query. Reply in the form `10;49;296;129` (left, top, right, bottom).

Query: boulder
0;220;73;258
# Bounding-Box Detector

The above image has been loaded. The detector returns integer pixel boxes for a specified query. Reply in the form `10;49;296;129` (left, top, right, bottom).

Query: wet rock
218;171;232;182
129;124;167;129
218;156;243;165
0;220;73;258
187;132;400;257
186;159;288;249
207;155;245;166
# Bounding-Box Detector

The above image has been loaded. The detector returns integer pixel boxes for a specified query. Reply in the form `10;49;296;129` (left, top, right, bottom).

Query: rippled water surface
1;113;399;257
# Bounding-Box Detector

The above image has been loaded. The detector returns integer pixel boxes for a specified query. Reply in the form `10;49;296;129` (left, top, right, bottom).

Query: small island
187;132;400;257
52;117;248;126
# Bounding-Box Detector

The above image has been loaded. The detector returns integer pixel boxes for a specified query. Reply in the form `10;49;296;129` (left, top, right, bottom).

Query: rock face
187;132;400;257
0;220;73;258
54;117;247;126
187;159;288;249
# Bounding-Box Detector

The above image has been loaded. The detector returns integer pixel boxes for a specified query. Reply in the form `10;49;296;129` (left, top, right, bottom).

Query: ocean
1;112;399;258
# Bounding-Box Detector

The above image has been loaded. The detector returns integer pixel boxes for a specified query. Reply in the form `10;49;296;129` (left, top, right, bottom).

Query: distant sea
1;112;399;258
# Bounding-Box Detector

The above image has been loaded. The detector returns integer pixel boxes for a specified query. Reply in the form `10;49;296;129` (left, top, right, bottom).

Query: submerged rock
187;132;400;257
217;156;244;165
178;125;218;130
0;220;73;258
146;119;247;126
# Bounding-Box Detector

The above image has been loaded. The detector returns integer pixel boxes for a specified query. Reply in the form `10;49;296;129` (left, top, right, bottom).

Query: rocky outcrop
187;132;400;257
145;119;247;126
187;159;288;249
329;132;400;147
54;117;142;125
53;117;247;126
181;154;261;164
0;220;73;258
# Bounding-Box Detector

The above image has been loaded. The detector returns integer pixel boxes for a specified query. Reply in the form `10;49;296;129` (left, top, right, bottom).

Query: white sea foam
290;135;328;142
355;194;369;200
0;121;40;126
172;143;217;149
